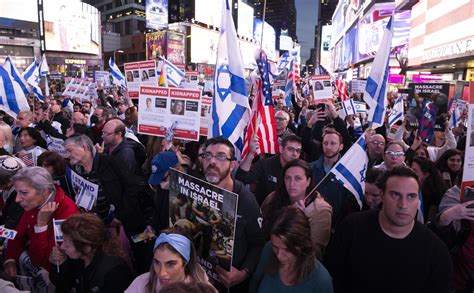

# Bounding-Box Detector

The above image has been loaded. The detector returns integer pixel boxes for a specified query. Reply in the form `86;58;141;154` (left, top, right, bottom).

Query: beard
204;163;230;185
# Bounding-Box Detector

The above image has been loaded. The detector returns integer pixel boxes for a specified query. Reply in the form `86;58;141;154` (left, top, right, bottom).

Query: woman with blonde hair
0;121;14;154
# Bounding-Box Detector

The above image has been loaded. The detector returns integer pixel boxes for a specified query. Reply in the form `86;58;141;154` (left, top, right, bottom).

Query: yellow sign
65;59;86;65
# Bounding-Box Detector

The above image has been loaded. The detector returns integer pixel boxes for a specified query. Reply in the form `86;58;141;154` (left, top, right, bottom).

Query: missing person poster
200;94;212;137
461;104;474;201
124;60;158;98
66;167;99;211
169;169;238;290
62;78;94;101
138;86;201;141
310;74;333;100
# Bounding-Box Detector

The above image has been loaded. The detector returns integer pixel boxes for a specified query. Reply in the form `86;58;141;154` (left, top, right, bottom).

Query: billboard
167;31;186;66
190;26;220;64
146;31;167;60
320;25;332;71
238;1;254;39
1;0;37;22
253;19;276;61
146;0;168;30
43;0;100;55
195;0;224;28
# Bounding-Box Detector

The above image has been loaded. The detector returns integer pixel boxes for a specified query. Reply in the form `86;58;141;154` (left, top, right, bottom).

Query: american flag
242;50;279;159
335;80;348;101
19;152;35;167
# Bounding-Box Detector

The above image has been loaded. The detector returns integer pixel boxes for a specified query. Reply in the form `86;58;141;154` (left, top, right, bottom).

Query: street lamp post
113;49;124;62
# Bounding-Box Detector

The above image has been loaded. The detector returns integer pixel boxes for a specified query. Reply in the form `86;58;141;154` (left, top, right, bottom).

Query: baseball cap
149;151;178;186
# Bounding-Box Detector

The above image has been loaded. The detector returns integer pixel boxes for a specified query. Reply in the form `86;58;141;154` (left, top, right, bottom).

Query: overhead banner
124;60;158;98
145;0;168;30
310;75;333;100
138;86;202;141
169;169;238;291
146;31;167;60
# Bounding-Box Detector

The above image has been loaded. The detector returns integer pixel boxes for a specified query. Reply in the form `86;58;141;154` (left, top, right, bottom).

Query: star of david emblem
216;64;231;102
359;163;367;183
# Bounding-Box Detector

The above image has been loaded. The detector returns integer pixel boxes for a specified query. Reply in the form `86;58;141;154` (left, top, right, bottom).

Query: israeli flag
330;134;368;208
53;219;65;242
278;52;291;72
363;16;394;129
3;56;30;95
388;96;404;127
108;58;127;89
159;57;185;87
342;99;366;116
210;0;250;159
0;65;30;118
448;98;466;129
23;58;44;102
284;60;293;107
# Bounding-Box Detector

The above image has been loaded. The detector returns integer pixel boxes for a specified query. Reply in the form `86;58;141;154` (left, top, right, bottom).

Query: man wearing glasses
201;137;264;292
235;134;303;205
275;110;294;143
374;142;406;171
366;132;386;169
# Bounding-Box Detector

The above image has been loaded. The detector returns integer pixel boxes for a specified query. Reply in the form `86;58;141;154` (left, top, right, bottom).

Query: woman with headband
125;230;214;293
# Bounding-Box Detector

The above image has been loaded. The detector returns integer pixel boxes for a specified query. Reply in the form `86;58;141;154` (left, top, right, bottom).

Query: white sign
200;95;212;137
67;168;99;211
138;86;202;141
423;38;474;62
310;75;333;100
351;79;367;93
124;60;158;99
45;135;67;157
461;104;474;200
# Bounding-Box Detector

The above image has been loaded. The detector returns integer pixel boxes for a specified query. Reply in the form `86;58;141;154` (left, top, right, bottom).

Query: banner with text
169;169;238;290
138;86;202;141
124;60;158;98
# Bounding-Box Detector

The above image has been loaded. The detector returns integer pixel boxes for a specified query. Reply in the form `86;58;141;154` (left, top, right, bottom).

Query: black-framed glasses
385;151;405;157
200;152;232;162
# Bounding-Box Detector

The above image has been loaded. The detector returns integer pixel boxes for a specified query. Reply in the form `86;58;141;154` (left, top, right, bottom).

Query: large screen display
43;0;100;55
190;26;220;64
1;0;37;22
238;1;254;39
146;0;168;30
195;0;224;28
253;19;276;61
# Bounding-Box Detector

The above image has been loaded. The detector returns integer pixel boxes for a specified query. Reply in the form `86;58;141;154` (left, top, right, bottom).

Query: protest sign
169;169;238;290
138;86;202;141
124;60;158;98
45;135;67;157
350;79;367;93
461;104;474;200
310;75;333;100
62;78;95;101
66;167;99;211
200;95;212;137
94;70;111;86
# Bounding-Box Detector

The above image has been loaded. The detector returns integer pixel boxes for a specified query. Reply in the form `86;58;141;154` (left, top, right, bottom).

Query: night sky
296;0;318;63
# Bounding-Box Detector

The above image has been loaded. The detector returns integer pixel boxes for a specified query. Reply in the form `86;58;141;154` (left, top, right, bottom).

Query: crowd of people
0;81;470;293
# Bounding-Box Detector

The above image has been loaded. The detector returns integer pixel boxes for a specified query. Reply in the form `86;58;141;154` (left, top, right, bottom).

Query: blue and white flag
3;56;29;95
330;134;368;208
40;54;50;96
388;96;404;127
342;99;366;116
53;219;65;242
302;82;309;96
277;49;298;73
159;57;185;87
108;58;127;89
417;191;425;224
448;98;467;129
284;60;294;107
23;58;44;102
363;16;394;129
210;0;250;159
0;65;30;118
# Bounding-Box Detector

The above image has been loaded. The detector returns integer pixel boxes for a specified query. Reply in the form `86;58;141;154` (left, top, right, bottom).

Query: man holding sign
201;137;264;291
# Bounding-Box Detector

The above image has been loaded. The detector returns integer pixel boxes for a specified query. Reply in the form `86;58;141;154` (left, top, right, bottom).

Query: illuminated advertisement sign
1;0;37;22
146;0;168;30
195;0;224;28
320;25;332;71
190;26;220;64
146;31;167;60
253;19;276;61
238;1;254;39
43;0;100;55
167;31;185;66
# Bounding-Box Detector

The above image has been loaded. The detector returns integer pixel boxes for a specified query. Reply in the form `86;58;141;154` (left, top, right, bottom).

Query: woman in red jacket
3;166;78;291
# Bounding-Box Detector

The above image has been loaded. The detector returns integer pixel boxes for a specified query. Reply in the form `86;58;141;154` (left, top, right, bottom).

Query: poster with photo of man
169;169;238;290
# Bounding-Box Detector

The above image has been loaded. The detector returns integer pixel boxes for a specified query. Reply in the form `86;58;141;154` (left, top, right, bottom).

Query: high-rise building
314;0;337;71
248;0;297;50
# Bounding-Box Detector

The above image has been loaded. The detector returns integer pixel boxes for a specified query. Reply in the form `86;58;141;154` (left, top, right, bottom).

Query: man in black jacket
202;137;264;292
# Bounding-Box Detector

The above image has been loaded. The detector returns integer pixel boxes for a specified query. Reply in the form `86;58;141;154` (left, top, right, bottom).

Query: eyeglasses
285;146;302;154
200;152;232;162
370;140;385;146
275;117;287;121
385;151;405;157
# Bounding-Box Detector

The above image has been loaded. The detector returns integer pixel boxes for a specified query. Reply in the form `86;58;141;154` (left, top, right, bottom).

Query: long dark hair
145;228;207;293
261;159;315;240
266;206;316;285
435;149;463;174
19;127;47;149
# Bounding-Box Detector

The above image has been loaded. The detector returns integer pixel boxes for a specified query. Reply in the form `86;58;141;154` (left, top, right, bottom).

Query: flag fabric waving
40;53;50;96
159;57;184;87
330;134;368;208
363;16;394;129
388;96;404;127
108;58;127;89
209;0;250;159
335;79;348;101
342;99;366;116
3;56;30;95
53;219;65;242
284;60;294;107
23;58;44;102
0;65;30;118
242;50;279;159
